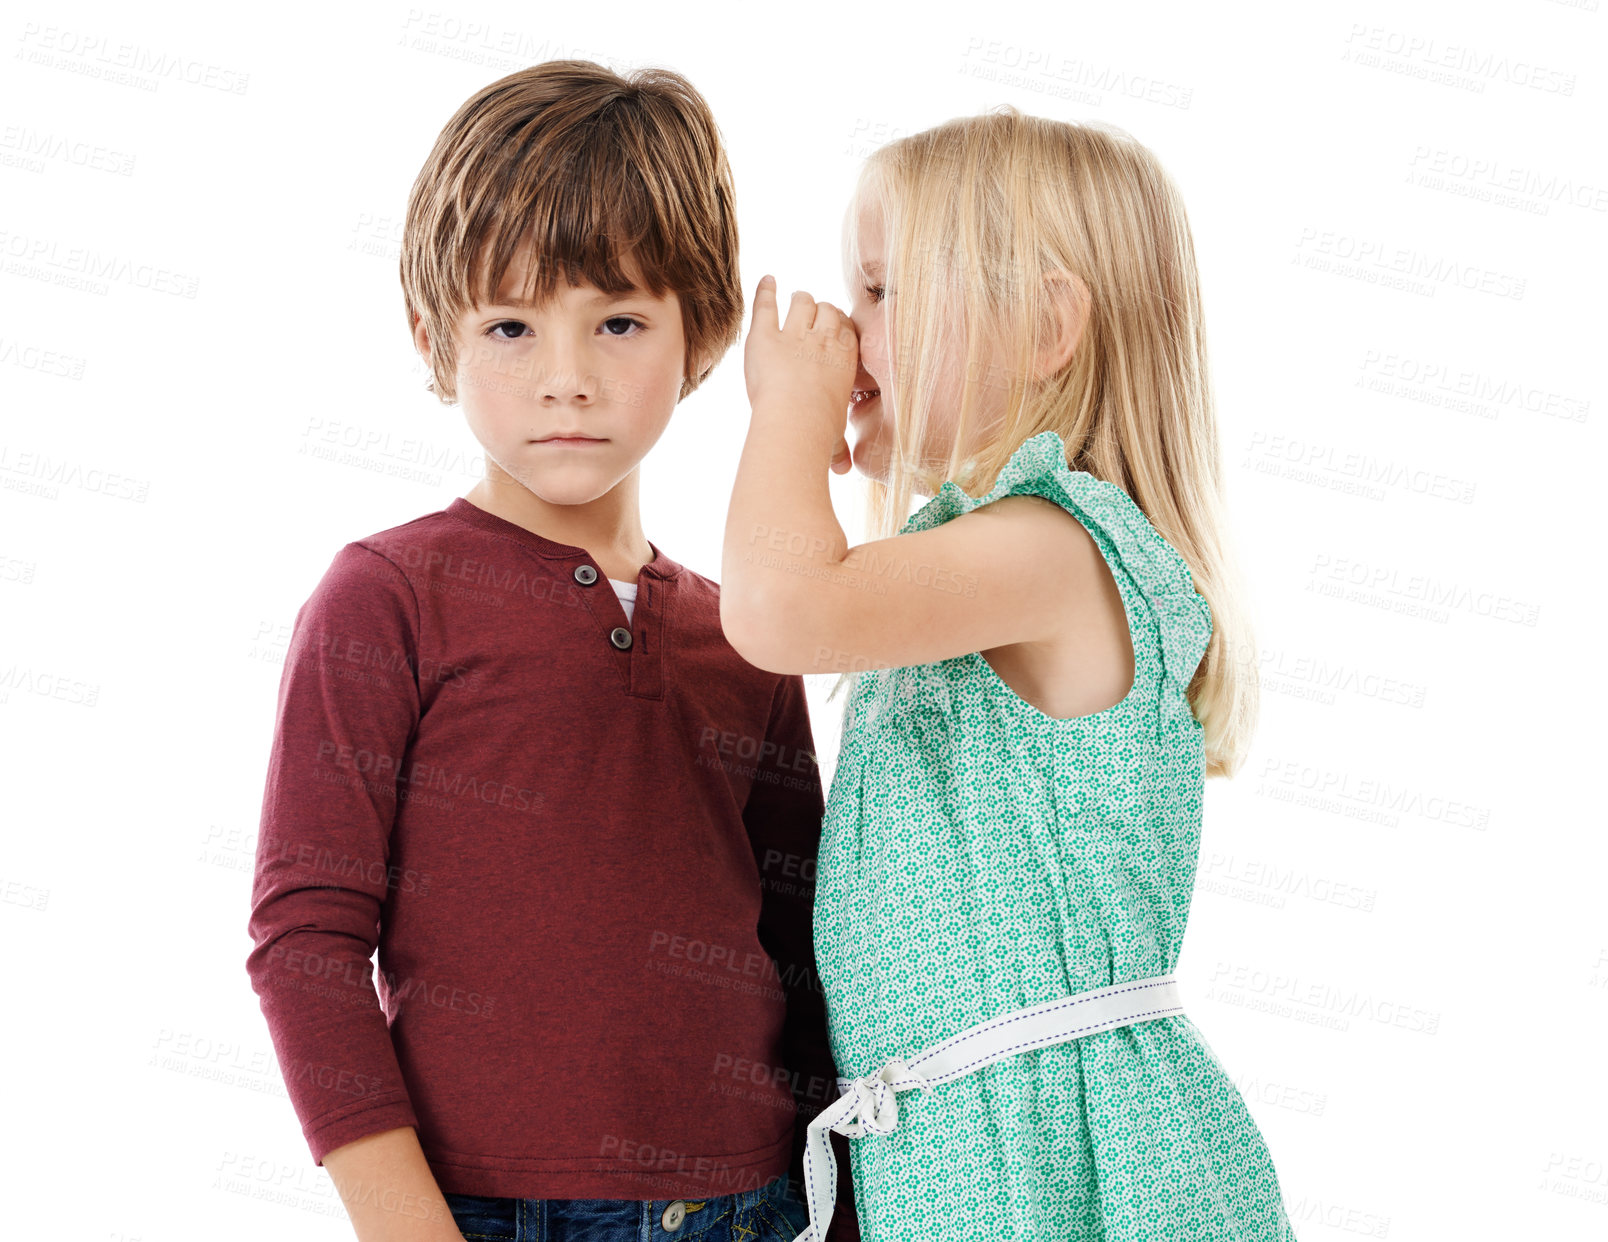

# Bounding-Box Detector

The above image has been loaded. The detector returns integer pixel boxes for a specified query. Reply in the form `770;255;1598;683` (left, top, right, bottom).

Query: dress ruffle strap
900;430;1213;732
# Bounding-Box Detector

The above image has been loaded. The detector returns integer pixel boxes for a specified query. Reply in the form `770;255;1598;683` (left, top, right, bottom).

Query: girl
722;107;1297;1241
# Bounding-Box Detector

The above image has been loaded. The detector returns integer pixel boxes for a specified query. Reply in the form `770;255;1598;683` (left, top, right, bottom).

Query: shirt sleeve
245;541;422;1164
743;674;862;1242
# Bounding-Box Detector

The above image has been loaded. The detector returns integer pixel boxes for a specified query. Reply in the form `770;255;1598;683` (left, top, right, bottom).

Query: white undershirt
608;578;638;624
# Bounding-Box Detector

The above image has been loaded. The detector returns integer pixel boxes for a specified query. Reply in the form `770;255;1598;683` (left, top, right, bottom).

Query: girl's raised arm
721;275;1098;677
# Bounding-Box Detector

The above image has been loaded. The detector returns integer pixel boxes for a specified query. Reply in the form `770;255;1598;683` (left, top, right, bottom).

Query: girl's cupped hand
743;274;856;475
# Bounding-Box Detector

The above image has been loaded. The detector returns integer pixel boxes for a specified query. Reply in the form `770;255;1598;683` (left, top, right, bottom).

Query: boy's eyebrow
489;288;646;309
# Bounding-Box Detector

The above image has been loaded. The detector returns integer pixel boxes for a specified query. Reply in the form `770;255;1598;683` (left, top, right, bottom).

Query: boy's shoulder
672;560;719;598
294;506;458;619
344;504;460;573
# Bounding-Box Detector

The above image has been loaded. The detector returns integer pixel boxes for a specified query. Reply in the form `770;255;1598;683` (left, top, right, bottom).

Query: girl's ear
1032;269;1090;381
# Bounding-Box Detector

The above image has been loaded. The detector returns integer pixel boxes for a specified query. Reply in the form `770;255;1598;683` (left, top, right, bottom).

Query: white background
2;1;1604;1238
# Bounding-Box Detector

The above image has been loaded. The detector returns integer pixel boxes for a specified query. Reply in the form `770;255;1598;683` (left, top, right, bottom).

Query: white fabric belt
796;974;1183;1242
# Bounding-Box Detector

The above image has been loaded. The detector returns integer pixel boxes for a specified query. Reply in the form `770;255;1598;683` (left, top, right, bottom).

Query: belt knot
837;1057;930;1138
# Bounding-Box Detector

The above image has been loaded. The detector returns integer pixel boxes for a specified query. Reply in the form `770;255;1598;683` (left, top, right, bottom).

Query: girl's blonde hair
838;105;1258;778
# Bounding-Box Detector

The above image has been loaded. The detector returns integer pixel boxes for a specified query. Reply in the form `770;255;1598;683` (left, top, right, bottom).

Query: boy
245;60;860;1242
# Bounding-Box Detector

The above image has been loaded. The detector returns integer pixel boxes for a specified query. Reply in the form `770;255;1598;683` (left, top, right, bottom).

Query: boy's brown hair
401;59;742;404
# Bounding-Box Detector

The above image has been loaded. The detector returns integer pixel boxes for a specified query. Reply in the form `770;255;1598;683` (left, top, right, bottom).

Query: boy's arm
744;674;863;1242
245;543;431;1199
322;1126;464;1242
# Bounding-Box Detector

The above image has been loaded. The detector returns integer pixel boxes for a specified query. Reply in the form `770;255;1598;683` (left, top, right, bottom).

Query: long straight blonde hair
837;106;1259;779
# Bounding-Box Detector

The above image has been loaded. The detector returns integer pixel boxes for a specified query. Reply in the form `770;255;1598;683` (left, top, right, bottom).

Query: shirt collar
443;497;683;579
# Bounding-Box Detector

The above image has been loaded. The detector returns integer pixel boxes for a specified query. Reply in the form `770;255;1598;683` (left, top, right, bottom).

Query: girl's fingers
817;301;856;348
783;288;815;334
758;280;855;346
751;274;778;332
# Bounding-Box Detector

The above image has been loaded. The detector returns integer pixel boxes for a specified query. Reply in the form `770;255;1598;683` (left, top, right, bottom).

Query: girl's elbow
720;590;789;671
723;599;825;674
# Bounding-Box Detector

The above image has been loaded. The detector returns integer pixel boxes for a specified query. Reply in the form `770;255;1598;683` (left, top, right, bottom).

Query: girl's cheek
866;331;890;384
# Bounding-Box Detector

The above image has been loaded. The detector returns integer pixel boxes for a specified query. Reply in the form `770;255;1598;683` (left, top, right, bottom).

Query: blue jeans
441;1171;813;1242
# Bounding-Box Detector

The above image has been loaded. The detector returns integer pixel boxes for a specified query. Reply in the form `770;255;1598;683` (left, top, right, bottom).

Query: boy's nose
526;327;597;402
536;359;594;403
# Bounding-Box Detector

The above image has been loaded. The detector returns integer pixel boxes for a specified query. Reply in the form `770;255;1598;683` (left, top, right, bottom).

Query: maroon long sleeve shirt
245;497;859;1237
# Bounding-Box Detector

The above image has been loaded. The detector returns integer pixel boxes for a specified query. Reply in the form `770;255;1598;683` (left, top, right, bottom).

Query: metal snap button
609;626;633;650
574;564;598;585
661;1200;686;1231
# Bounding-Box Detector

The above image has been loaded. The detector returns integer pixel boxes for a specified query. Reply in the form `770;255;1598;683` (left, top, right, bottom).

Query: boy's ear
688;345;717;386
412;313;431;365
1032;269;1090;381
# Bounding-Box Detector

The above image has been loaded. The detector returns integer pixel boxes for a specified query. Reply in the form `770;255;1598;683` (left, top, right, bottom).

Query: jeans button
661;1200;686;1231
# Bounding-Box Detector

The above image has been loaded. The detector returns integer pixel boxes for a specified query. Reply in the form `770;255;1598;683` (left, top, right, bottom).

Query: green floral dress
814;431;1298;1240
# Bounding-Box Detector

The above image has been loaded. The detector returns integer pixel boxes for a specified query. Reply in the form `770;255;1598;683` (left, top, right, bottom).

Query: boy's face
416;240;702;508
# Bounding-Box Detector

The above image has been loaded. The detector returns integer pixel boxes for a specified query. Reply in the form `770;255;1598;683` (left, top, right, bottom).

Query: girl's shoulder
901;430;1155;546
904;430;1214;724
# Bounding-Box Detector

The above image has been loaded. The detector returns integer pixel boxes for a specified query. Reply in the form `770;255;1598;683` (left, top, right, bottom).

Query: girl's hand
745;274;857;475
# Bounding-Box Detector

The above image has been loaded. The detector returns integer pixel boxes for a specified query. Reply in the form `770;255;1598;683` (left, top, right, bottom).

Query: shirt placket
568;558;664;699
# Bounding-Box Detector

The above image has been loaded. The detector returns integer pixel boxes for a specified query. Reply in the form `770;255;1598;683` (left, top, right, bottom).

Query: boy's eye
486;317;643;339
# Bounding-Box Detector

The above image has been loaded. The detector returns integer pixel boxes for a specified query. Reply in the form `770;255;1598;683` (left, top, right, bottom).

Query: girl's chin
850;447;889;484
